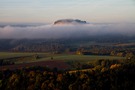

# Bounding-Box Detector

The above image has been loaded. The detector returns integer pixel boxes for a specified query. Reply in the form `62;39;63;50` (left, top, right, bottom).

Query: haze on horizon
0;0;135;23
0;22;135;39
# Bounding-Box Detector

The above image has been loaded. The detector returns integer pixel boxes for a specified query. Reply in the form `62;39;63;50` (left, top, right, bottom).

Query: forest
0;55;135;90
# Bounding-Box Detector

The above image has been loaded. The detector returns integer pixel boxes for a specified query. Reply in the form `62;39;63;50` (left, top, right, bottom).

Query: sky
0;0;135;23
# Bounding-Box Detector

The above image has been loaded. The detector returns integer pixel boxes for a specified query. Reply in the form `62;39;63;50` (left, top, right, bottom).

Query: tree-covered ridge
0;56;135;90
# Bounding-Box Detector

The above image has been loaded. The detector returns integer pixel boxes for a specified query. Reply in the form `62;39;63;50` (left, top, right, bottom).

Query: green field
0;52;35;59
40;54;125;61
38;54;125;64
0;52;125;64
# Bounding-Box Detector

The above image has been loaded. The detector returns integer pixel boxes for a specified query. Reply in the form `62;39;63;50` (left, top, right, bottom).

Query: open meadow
0;52;125;70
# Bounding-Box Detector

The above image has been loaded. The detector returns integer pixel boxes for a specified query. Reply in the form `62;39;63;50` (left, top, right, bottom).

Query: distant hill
54;19;87;25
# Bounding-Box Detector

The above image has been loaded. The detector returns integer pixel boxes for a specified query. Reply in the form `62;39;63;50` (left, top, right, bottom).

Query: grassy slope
41;54;125;60
36;54;125;64
0;52;125;63
0;52;35;59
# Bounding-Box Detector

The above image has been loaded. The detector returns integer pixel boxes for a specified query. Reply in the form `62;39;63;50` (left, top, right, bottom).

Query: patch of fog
0;23;135;39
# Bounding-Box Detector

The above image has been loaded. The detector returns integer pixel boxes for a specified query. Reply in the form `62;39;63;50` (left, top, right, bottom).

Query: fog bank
0;23;135;39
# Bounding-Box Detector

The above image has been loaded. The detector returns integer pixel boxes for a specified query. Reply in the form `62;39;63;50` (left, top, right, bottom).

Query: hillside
54;19;87;25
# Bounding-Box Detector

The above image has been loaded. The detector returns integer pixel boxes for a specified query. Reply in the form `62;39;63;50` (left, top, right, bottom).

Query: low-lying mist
0;23;135;39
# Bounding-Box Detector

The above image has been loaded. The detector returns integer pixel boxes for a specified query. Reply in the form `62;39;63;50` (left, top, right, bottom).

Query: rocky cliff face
54;19;87;25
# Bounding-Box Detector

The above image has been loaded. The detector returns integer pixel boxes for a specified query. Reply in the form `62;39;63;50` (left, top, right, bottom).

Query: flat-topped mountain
54;19;87;25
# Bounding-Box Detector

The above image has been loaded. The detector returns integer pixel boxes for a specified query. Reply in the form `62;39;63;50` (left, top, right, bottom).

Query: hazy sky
0;0;135;23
